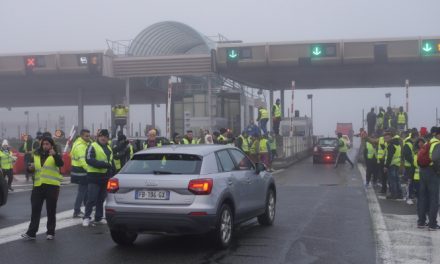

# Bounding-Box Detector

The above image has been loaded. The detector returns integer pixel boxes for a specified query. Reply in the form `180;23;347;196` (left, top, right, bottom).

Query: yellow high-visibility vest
87;142;113;174
259;138;268;153
0;150;14;170
34;154;63;187
366;142;376;159
113;107;128;118
397;112;406;125
339;138;348;153
259;108;269;119
273;105;281;118
238;135;249;152
414;154;420;181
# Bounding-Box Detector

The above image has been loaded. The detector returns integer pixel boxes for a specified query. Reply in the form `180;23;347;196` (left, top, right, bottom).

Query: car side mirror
255;163;266;174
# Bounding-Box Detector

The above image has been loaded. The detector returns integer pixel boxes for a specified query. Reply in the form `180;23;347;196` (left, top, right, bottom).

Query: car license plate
136;190;170;200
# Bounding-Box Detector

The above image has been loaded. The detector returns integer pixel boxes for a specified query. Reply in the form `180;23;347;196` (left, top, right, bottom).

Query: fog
1;0;439;138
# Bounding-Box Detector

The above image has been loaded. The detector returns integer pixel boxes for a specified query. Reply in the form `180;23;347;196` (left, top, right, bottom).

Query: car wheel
212;204;233;249
110;229;138;246
258;188;276;226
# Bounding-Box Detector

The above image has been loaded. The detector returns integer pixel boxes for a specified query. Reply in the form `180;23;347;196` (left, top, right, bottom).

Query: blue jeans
74;183;88;214
387;166;401;198
84;183;107;221
259;119;268;135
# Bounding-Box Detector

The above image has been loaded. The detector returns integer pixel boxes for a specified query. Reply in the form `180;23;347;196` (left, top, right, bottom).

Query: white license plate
136;190;170;200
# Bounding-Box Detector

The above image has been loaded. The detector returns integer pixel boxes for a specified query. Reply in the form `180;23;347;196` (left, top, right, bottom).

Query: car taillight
188;178;213;195
107;178;119;193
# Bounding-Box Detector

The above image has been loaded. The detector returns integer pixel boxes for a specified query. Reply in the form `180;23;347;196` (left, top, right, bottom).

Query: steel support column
125;78;130;137
77;87;84;132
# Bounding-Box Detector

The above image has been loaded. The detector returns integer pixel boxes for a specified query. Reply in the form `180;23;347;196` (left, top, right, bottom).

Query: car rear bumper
106;211;217;235
314;153;337;162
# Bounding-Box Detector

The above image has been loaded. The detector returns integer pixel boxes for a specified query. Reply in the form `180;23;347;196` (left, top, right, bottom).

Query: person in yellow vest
83;129;115;227
412;138;425;201
217;128;232;145
256;106;269;135
417;127;440;230
112;104;129;137
259;135;271;169
269;132;277;171
384;130;402;199
236;131;250;156
367;133;388;194
402;130;418;204
112;134;132;173
249;134;260;164
272;99;282;135
71;129;91;218
21;137;64;240
334;133;354;169
0;140;17;191
143;129;163;149
364;136;377;187
182;130;197;145
376;107;385;134
396;106;408;132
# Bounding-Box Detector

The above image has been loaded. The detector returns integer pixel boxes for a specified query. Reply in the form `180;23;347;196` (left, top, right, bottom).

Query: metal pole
389;96;391;108
207;78;213;132
166;78;172;139
37;113;40;132
77;88;84;132
151;104;156;129
405;79;409;113
362;109;365;129
125;78;130;137
437;108;439;127
311;96;313;136
269;90;274;133
290;81;295;137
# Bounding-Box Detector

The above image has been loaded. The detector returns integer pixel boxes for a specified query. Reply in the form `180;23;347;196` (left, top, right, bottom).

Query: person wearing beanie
83;129;115;227
21;137;64;240
0;140;17;191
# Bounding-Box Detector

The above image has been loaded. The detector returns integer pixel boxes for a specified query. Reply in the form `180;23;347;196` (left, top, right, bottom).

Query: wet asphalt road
0;150;376;264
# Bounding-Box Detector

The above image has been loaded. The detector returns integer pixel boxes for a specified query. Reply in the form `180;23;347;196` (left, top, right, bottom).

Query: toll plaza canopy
1;21;440;110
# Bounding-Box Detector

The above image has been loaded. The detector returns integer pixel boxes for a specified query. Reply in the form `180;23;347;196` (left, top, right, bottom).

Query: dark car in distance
313;137;339;164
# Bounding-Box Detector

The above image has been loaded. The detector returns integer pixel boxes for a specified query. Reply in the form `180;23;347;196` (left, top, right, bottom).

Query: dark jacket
30;149;64;169
86;142;115;185
402;141;414;168
113;140;131;168
367;112;376;126
385;137;401;168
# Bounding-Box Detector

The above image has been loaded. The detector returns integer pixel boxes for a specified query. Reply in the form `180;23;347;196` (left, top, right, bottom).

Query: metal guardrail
280;136;313;159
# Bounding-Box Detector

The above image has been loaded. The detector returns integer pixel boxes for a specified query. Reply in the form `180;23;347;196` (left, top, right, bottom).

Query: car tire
110;229;138;246
212;204;234;249
258;188;276;226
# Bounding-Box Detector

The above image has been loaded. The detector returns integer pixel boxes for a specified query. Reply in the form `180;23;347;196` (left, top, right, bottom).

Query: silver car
105;144;276;248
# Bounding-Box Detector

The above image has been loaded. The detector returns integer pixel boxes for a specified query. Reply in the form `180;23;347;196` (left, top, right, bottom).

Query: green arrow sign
422;42;433;52
312;47;322;56
227;49;239;61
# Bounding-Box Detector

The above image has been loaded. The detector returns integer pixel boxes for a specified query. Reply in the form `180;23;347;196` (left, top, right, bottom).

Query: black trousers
366;159;377;184
273;117;281;135
377;160;387;192
417;168;439;228
334;152;354;168
3;169;13;187
26;184;60;237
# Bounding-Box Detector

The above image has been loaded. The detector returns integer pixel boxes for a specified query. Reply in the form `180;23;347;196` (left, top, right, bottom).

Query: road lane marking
0;209;81;245
272;169;285;175
358;164;395;264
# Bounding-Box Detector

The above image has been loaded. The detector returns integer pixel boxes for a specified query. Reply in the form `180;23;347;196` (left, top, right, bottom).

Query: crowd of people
11;115;281;241
362;105;440;230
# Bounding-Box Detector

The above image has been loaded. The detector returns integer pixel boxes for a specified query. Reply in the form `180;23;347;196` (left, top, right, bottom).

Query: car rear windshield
120;153;203;175
318;139;338;147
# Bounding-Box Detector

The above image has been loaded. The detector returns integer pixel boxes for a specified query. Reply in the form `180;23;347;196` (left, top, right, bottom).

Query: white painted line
358;164;395;264
0;209;82;245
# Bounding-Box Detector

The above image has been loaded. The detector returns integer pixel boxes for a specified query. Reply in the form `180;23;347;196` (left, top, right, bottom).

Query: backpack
417;142;432;167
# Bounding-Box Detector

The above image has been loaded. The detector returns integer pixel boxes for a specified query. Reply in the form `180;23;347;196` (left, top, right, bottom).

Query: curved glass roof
128;21;214;56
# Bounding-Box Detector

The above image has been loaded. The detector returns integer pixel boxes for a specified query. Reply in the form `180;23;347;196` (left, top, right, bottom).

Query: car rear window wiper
153;170;182;175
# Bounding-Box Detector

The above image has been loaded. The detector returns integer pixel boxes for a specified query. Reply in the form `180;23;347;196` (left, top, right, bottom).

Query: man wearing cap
83;129;115;227
418;127;440;230
0;140;16;191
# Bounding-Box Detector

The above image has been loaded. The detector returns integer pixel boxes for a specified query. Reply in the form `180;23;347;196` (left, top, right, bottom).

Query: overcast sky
1;0;440;137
